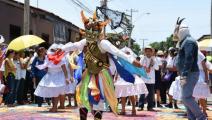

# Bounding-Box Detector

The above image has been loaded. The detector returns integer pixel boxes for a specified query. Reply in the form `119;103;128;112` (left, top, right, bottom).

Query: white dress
34;57;67;98
168;76;182;101
115;75;149;98
114;47;148;98
193;52;210;99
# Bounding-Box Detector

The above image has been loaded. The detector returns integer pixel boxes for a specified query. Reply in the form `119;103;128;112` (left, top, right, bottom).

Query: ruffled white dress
34;58;67;98
168;76;182;101
114;75;149;98
193;70;210;99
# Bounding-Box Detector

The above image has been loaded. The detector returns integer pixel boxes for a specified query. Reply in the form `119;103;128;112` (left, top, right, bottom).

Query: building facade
0;0;81;47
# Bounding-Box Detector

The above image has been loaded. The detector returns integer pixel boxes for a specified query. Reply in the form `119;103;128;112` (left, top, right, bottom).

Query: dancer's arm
99;40;141;67
61;64;71;84
62;39;87;52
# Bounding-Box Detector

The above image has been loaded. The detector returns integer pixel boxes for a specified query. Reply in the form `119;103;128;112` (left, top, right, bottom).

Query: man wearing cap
138;46;159;111
173;18;206;120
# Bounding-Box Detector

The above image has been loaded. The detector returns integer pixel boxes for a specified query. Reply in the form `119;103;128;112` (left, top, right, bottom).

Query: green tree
149;34;174;51
131;43;141;55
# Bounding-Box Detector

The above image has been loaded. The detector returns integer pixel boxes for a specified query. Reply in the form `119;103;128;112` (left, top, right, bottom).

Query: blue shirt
31;57;47;79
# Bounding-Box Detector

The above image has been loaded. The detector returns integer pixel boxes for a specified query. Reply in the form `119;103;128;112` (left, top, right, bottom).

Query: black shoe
174;103;179;109
147;108;157;112
136;102;138;107
157;102;163;108
127;101;131;105
165;103;173;108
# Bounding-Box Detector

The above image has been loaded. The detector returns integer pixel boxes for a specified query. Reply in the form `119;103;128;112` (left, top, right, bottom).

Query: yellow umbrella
7;35;45;51
198;39;212;51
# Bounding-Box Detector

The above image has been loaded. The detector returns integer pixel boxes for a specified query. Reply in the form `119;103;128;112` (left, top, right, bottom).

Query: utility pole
126;9;138;48
101;0;108;36
141;39;147;53
211;0;212;39
24;0;30;35
37;0;39;8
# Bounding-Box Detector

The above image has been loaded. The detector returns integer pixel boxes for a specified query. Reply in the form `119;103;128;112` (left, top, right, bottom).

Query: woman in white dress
34;44;72;112
193;51;210;116
114;47;148;115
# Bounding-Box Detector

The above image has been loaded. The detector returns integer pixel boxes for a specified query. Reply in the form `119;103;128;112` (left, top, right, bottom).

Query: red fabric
47;51;65;65
94;75;100;101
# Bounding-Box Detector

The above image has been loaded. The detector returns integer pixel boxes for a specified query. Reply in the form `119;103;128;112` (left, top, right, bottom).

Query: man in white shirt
138;46;159;111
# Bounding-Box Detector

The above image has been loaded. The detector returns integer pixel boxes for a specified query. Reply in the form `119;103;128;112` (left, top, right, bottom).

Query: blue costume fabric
74;52;85;84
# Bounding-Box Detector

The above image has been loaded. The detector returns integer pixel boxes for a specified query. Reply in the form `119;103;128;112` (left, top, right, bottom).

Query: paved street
0;102;212;120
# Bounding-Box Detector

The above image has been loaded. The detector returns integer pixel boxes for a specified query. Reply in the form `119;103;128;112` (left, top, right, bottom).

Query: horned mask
173;17;186;41
80;11;110;35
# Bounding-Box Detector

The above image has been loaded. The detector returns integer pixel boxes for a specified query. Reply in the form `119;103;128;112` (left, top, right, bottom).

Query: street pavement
0;101;212;120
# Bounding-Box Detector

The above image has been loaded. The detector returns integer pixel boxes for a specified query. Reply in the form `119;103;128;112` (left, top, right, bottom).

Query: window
68;29;72;42
40;33;50;48
41;33;49;42
9;24;21;41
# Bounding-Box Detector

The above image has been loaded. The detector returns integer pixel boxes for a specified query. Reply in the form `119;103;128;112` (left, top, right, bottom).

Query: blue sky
16;0;211;46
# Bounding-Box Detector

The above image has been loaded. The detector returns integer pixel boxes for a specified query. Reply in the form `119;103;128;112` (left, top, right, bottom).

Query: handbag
164;71;173;81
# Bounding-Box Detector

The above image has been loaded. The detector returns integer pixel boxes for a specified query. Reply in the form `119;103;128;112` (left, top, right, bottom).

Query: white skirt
169;76;211;101
193;83;210;99
169;76;182;101
34;85;66;98
34;70;67;98
65;79;77;94
114;75;148;98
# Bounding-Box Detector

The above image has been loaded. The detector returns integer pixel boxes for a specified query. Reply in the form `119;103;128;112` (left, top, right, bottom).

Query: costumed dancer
173;17;206;120
114;47;148;115
59;11;142;120
34;44;72;112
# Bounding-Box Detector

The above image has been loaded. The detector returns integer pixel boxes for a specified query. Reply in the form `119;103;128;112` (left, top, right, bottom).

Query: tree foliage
131;42;141;55
149;34;175;51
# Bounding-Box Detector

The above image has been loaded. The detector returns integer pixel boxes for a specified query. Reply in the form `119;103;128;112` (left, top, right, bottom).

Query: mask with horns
173;17;185;41
80;11;110;42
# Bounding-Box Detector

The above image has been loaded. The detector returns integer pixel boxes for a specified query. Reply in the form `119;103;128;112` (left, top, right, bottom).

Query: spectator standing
138;46;159;111
165;47;178;109
4;50;16;107
31;47;47;107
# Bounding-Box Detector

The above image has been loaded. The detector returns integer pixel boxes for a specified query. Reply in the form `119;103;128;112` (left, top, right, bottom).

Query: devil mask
80;11;110;42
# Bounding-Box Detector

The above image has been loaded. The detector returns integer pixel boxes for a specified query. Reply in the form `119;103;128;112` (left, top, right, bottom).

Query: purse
164;71;173;81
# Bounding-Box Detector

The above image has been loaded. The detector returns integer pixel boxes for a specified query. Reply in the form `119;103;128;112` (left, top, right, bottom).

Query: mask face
85;29;100;42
